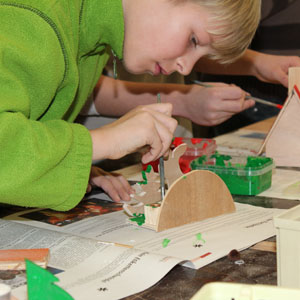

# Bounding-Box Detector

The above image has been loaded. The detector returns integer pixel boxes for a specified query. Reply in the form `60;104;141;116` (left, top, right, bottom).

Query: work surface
98;116;298;300
2;117;298;299
122;196;297;300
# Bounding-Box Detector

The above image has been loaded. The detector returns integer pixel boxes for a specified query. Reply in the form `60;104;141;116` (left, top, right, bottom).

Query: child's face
122;0;214;76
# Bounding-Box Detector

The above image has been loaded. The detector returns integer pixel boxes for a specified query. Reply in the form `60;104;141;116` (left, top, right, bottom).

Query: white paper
9;202;282;271
260;168;300;200
0;219;182;300
214;129;266;156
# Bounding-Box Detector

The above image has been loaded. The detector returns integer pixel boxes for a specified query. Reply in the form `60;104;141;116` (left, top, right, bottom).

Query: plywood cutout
125;143;235;232
155;170;235;232
258;86;300;167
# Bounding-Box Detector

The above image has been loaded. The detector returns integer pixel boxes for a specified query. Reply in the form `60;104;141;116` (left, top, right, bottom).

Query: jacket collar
79;0;124;59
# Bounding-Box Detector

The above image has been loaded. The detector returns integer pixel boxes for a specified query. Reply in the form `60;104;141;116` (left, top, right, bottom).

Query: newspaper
0;218;182;300
1;194;283;300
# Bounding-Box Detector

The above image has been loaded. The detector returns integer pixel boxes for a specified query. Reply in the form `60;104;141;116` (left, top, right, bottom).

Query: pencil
192;80;283;109
157;93;166;200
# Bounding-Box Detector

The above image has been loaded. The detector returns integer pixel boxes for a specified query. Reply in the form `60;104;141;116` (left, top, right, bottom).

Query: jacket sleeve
0;6;92;210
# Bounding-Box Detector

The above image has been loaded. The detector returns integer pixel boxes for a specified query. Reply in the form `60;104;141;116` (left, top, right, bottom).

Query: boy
0;0;260;210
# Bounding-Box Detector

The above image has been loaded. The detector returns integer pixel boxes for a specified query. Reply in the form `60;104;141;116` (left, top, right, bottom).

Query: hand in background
251;52;300;88
179;83;255;126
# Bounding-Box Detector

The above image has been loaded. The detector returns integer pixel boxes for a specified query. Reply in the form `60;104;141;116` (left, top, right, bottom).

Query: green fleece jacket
0;0;124;210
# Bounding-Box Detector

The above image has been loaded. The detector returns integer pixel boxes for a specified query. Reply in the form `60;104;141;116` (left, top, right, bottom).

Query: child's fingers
144;107;178;139
92;175;131;202
139;102;173;117
216;86;246;100
115;175;135;195
140;110;177;163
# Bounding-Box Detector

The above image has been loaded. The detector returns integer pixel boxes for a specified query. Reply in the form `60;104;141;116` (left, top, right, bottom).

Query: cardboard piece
0;248;49;270
257;86;300;166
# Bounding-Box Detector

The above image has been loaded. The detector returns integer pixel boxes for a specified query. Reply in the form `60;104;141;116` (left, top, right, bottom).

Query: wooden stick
193;80;282;109
157;93;165;200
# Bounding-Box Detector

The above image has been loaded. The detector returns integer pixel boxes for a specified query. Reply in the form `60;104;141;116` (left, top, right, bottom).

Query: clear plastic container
190;154;274;195
172;137;217;173
142;137;216;173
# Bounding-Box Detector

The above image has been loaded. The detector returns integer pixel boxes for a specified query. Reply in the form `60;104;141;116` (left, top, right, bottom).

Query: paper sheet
214;129;266;156
0;219;182;300
260;168;300;200
9;202;283;271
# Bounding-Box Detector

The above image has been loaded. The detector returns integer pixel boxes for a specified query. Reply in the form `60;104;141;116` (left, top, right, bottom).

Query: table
121;196;298;300
114;117;298;299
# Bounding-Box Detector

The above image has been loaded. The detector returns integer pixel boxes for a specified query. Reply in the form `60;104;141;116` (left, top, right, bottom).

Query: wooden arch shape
155;170;235;232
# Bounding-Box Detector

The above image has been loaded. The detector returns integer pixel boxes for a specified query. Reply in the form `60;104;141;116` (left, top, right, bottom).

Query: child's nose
175;54;200;76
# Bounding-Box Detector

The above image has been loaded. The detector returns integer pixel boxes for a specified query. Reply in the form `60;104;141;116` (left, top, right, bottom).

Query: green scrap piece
196;233;206;243
130;213;145;226
140;165;152;185
182;175;187;179
162;238;171;248
26;259;74;300
211;153;231;166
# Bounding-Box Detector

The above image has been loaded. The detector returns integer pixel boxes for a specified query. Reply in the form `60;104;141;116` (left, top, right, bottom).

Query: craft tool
192;80;283;109
157;93;166;200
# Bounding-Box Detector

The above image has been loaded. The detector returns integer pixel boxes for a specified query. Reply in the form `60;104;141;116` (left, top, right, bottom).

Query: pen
192;80;283;109
157;93;166;200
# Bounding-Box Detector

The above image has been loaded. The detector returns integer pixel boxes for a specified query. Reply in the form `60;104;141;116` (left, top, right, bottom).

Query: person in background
194;0;300;137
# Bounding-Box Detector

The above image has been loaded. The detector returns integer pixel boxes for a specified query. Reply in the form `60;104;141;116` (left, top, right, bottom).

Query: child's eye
190;35;198;48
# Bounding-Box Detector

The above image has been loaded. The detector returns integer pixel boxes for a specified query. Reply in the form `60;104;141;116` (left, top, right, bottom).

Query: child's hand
87;166;135;202
90;103;177;164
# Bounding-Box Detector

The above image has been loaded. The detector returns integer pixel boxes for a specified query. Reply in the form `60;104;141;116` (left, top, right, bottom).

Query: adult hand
180;83;254;126
252;52;300;88
90;103;177;164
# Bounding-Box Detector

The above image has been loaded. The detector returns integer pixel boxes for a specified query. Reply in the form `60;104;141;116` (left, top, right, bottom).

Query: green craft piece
196;233;206;243
130;213;145;226
211;153;231;166
26;259;74;300
140;165;152;185
162;238;171;248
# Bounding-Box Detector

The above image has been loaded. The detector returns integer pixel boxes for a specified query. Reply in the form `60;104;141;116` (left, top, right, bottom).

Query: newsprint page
0;192;283;300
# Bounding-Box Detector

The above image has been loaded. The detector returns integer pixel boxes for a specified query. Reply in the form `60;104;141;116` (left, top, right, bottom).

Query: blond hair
172;0;261;63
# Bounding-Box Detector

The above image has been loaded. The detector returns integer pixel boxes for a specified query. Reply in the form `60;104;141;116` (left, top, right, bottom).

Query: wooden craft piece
0;248;49;270
258;86;300;166
123;202;145;216
288;67;300;95
256;67;300;166
154;170;235;232
134;167;161;205
164;143;186;187
126;143;235;231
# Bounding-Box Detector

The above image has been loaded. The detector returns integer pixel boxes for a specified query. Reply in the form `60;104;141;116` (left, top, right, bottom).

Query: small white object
0;283;11;300
123;202;144;216
190;282;300;300
274;204;300;288
234;259;245;265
